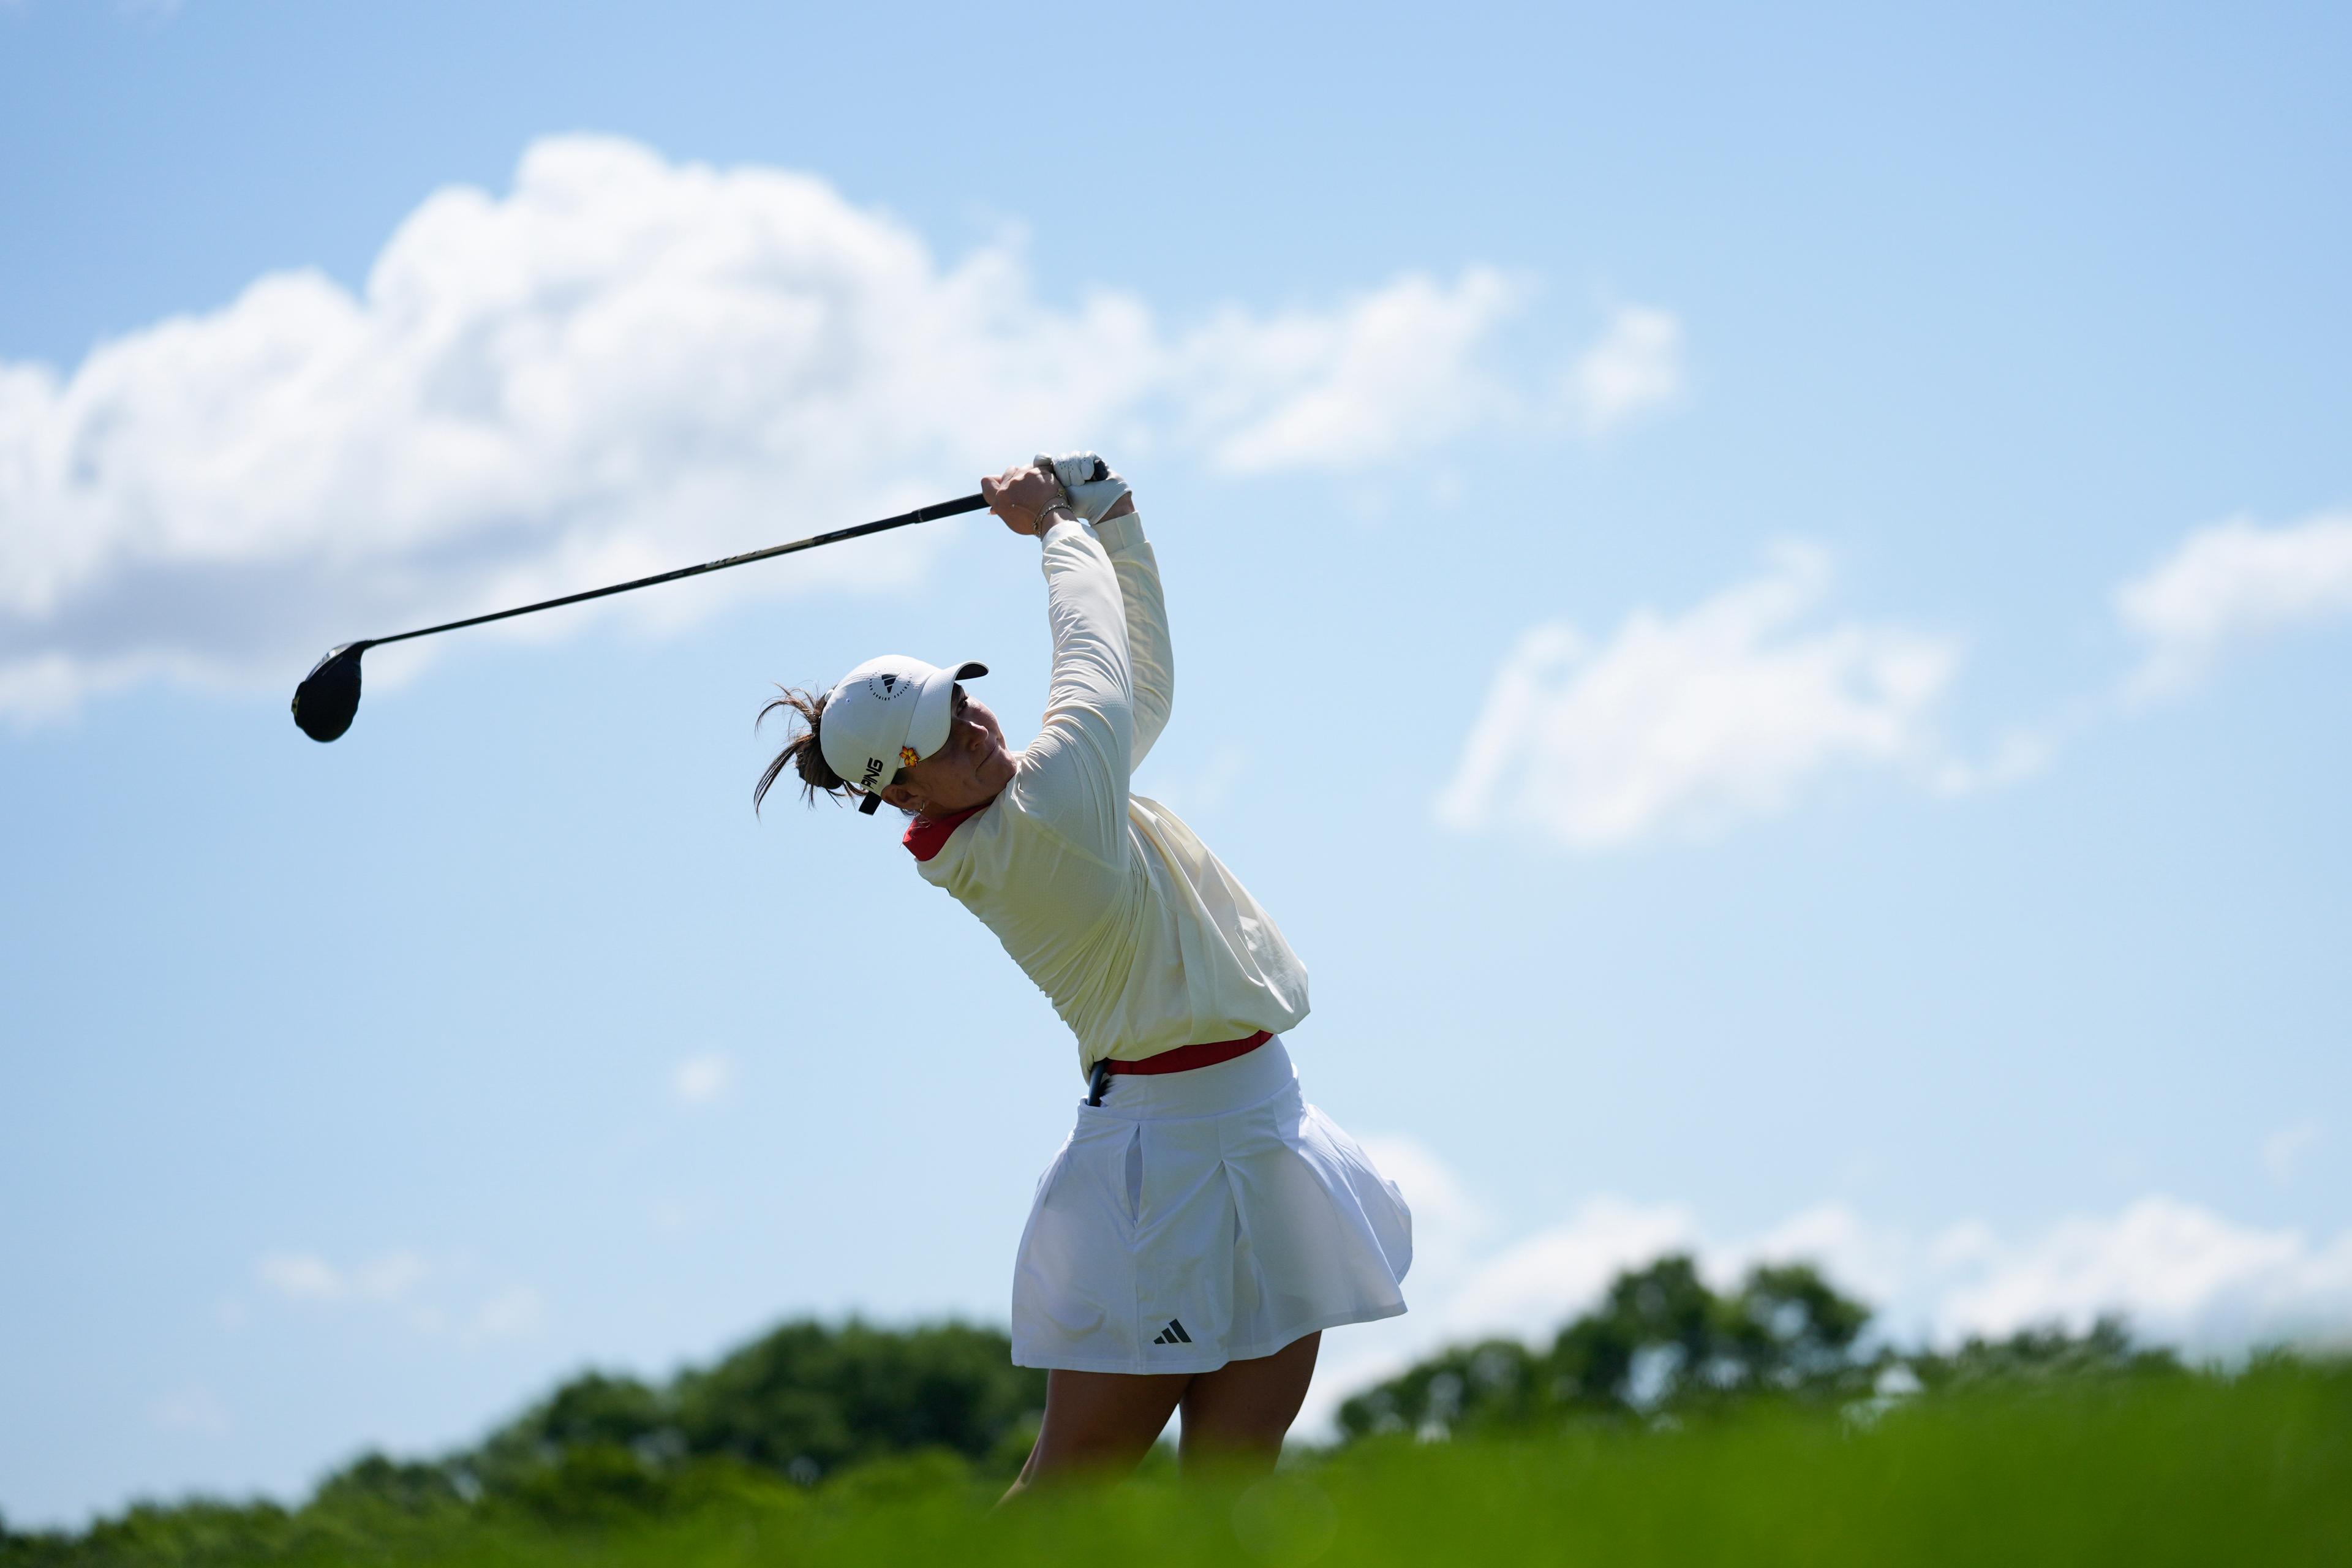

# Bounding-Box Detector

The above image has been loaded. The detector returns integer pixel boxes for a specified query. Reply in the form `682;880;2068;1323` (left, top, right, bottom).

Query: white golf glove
1035;451;1131;525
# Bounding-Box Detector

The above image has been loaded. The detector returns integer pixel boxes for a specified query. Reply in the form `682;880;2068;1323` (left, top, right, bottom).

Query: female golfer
757;456;1410;1490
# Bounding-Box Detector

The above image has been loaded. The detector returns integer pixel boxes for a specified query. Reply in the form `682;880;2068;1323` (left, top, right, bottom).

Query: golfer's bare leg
1177;1331;1320;1476
1001;1369;1190;1499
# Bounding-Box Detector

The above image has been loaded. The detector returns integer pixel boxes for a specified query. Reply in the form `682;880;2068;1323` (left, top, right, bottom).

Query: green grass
15;1359;2349;1566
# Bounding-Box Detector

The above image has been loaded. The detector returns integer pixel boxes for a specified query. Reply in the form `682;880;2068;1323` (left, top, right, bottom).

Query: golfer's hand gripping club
979;464;1072;537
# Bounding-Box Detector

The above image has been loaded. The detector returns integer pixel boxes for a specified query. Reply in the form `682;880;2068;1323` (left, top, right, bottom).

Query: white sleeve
1094;511;1173;772
1008;517;1134;863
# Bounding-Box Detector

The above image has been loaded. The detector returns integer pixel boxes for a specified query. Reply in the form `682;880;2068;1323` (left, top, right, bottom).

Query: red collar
903;802;986;862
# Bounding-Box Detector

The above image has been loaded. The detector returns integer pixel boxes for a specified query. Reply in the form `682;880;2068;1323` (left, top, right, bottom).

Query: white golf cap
818;654;989;815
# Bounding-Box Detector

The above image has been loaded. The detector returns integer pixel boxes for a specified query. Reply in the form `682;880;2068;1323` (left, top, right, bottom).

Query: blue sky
4;0;2350;1529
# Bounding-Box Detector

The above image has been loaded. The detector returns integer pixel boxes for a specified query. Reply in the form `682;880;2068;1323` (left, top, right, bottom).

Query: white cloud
1718;1202;1914;1310
1300;1141;2352;1434
1564;304;1683;435
148;1385;231;1438
2117;510;2352;697
1433;1197;1699;1343
465;1286;545;1344
352;1250;430;1300
1926;1219;1999;1271
254;1248;428;1304
1435;545;1966;848
1930;1196;2352;1353
1398;1198;1920;1349
1133;741;1250;820
251;1248;543;1346
1923;726;2057;797
673;1051;733;1106
1357;1134;1498;1281
254;1252;348;1302
1186;269;1529;473
2264;1121;2321;1186
0;135;1671;721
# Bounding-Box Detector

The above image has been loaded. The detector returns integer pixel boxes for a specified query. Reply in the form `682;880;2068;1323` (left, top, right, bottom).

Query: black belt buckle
1085;1058;1112;1107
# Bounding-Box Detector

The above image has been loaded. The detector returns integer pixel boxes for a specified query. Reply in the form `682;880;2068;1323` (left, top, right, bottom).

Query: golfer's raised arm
1095;507;1172;772
1006;507;1136;863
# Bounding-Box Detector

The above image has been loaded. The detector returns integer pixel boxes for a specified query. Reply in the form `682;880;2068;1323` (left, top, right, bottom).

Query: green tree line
1336;1254;2179;1441
0;1256;2199;1564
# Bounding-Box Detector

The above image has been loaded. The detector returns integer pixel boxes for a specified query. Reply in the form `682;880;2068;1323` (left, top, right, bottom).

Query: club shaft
366;492;990;650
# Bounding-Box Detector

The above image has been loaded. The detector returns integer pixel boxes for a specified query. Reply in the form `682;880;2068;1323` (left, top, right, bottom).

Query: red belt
1101;1030;1272;1076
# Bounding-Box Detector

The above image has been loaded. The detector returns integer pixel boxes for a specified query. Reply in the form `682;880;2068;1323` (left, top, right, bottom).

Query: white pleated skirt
1010;1038;1412;1375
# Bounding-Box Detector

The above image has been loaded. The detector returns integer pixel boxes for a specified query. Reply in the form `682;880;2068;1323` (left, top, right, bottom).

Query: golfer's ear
880;782;922;813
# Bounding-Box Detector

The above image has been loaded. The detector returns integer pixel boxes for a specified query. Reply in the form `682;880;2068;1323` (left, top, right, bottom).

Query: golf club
291;492;989;742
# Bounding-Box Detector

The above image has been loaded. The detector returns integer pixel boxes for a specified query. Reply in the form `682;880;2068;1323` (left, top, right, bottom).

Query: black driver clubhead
292;642;370;742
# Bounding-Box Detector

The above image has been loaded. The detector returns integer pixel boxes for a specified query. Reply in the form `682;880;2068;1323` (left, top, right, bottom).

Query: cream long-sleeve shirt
908;510;1310;1077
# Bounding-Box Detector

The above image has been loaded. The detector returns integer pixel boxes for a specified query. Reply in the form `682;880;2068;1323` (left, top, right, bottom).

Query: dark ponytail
753;687;850;813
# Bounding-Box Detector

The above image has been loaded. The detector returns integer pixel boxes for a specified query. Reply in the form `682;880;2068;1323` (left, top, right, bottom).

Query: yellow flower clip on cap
813;654;990;815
